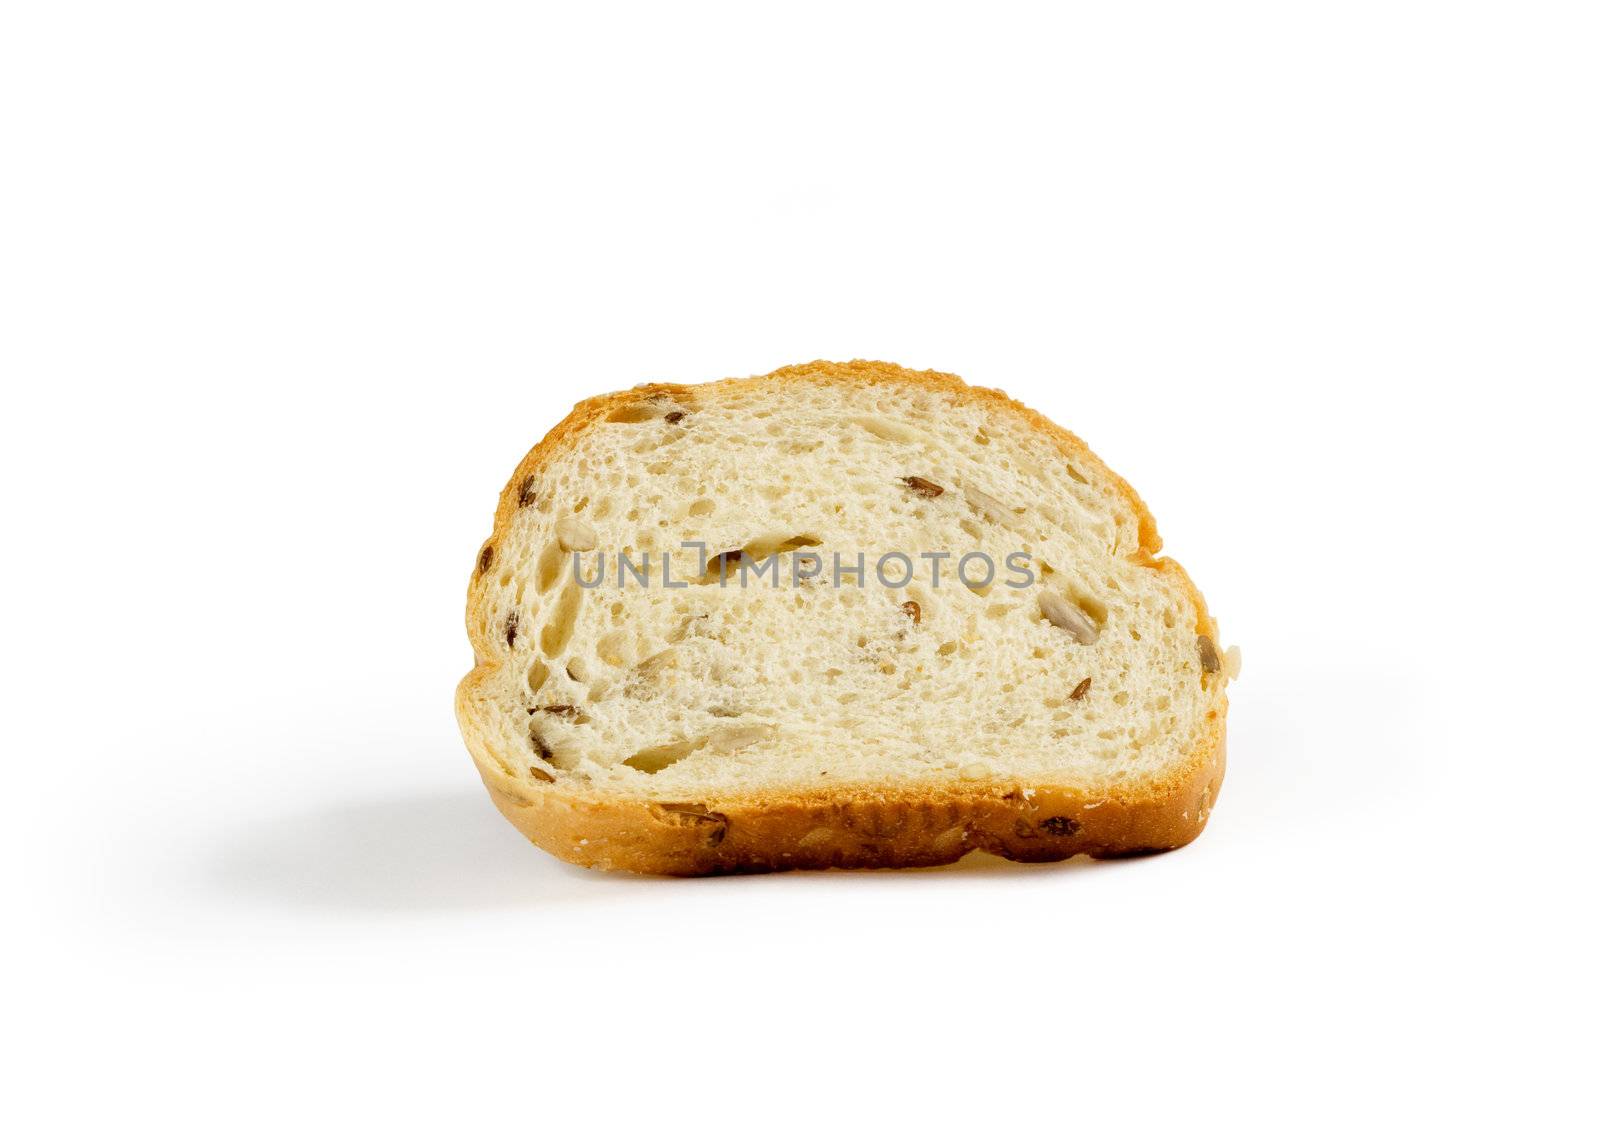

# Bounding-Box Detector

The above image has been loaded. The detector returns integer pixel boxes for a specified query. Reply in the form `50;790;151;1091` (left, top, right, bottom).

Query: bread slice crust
457;360;1227;875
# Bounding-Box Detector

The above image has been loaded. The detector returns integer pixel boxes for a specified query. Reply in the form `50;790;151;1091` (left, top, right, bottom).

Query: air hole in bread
596;629;635;668
536;541;565;593
540;584;582;657
607;400;683;424
1071;591;1109;628
853;415;923;444
697;534;822;584
625;738;706;773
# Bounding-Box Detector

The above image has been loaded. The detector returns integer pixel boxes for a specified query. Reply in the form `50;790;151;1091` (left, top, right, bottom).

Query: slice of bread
456;360;1233;874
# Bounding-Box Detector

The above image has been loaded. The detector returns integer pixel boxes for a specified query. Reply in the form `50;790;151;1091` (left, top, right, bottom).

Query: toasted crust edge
457;359;1227;876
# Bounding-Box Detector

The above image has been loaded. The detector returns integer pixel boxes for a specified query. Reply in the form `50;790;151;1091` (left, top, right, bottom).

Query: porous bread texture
458;362;1232;876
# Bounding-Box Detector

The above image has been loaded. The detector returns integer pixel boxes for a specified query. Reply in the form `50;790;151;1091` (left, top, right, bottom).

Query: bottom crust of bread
469;714;1224;876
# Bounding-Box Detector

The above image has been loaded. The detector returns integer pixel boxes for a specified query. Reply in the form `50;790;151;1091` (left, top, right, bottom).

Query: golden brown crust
457;360;1227;875
468;714;1225;876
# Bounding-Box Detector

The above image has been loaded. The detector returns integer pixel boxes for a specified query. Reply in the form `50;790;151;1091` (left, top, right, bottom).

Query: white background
4;2;1596;1127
